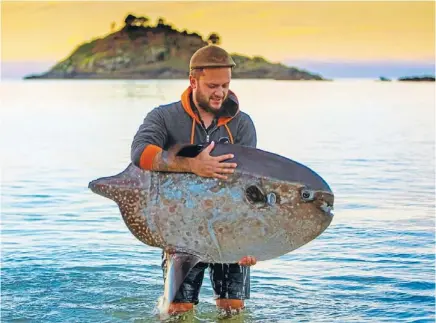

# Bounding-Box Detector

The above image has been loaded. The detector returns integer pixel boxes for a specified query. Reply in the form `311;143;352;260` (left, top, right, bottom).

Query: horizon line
1;58;434;64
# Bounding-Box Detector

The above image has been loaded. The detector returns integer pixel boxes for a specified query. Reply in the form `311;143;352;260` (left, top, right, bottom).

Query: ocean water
1;79;434;323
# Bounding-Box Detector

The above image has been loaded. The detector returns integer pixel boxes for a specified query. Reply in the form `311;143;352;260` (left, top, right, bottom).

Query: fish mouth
317;192;334;217
319;200;334;217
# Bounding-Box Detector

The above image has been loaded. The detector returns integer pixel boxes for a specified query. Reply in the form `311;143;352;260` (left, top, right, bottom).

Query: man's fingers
215;154;235;162
203;141;215;154
209;164;236;175
213;173;228;180
219;162;237;168
217;167;235;174
238;256;257;266
239;256;248;265
215;160;237;170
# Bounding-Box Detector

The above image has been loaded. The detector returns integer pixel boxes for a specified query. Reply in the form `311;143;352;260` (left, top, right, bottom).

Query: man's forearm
151;150;193;173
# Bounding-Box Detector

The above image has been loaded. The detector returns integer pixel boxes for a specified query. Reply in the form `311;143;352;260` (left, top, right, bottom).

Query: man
130;44;258;315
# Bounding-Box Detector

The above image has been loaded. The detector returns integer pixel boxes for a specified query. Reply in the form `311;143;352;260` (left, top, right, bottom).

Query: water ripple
1;80;434;322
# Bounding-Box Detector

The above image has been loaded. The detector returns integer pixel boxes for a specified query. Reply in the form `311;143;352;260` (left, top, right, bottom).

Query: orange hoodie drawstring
224;124;234;144
190;118;196;144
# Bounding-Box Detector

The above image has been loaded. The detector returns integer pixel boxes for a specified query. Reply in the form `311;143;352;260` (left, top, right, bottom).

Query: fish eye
301;189;315;201
245;185;265;204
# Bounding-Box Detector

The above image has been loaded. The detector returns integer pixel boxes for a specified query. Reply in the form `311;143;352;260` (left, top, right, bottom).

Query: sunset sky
1;1;435;78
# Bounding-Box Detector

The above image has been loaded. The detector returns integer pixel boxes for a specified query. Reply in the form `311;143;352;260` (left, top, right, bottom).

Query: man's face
190;67;231;115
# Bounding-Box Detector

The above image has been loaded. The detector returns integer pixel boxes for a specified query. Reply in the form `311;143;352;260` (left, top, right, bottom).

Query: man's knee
210;263;251;300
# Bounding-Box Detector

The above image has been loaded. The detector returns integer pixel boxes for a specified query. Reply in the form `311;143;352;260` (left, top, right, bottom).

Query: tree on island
124;14;150;27
157;17;166;27
207;33;221;45
124;14;136;25
135;16;149;26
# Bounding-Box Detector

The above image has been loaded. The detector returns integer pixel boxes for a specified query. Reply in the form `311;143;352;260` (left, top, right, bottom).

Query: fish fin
159;252;201;314
167;143;206;158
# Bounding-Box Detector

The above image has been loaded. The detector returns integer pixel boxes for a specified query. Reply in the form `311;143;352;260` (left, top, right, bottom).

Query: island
398;75;435;82
24;14;325;81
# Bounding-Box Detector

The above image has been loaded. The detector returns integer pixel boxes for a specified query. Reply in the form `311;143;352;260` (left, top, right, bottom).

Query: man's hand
189;141;237;180
238;256;257;266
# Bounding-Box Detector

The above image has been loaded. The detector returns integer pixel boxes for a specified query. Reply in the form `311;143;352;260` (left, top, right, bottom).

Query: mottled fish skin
88;164;161;248
88;144;334;263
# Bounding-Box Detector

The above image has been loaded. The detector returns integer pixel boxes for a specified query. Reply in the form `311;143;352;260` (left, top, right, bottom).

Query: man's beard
195;91;227;116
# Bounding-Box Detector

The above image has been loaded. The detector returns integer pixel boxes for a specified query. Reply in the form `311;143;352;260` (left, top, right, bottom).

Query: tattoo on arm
152;151;170;171
151;150;192;172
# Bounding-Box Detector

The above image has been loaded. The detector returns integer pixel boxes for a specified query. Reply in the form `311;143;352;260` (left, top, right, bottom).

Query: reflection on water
1;80;434;322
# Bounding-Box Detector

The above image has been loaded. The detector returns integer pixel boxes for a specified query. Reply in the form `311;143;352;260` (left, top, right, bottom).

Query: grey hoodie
131;86;257;169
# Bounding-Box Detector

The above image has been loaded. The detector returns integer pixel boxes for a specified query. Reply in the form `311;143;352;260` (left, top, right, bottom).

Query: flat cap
189;45;236;70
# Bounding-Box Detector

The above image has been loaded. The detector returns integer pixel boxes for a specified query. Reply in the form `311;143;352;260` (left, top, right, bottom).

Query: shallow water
1;79;434;322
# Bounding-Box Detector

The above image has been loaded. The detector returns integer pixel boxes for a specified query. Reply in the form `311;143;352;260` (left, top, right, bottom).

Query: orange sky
1;1;435;63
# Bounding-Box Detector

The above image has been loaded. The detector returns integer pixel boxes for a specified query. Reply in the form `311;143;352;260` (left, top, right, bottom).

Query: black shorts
161;252;251;304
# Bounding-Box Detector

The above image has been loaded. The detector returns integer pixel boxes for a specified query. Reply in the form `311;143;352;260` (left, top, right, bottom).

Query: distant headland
24;14;325;81
398;75;435;82
378;75;435;82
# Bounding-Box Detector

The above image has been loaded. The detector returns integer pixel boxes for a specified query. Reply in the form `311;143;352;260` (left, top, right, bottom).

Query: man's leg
161;252;208;314
209;263;250;313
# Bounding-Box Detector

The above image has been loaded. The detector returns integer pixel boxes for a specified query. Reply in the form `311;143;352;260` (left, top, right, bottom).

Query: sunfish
88;143;334;312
